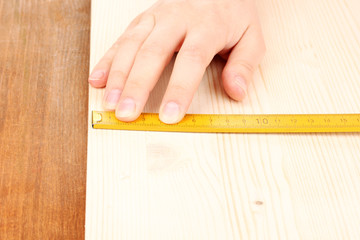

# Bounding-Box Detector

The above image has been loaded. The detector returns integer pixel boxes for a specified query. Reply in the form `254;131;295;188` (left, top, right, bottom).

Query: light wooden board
86;0;360;239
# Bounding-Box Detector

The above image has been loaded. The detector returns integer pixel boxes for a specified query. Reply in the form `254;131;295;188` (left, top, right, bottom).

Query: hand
88;0;266;124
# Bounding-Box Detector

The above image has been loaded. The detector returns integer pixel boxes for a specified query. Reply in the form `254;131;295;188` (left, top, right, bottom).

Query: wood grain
87;0;360;239
0;0;90;239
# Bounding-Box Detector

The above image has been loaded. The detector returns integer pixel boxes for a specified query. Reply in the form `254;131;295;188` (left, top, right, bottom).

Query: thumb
222;24;266;101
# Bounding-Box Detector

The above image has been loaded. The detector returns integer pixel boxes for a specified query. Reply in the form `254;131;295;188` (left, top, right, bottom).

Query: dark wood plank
0;0;90;239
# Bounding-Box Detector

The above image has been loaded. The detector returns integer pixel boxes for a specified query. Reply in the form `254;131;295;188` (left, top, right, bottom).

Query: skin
88;0;266;124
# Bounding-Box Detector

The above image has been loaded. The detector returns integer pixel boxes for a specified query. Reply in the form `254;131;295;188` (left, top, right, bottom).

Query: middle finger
115;21;186;121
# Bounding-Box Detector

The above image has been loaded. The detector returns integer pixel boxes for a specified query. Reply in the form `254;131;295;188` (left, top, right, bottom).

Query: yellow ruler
92;111;360;133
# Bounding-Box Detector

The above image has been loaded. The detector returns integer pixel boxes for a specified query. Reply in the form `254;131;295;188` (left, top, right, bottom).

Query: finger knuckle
180;44;209;65
128;14;155;35
99;57;113;67
108;69;128;81
236;60;256;73
170;83;189;93
121;30;146;43
112;37;123;49
126;80;149;94
139;41;167;58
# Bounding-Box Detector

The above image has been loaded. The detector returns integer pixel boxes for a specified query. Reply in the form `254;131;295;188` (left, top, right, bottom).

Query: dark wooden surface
0;0;90;239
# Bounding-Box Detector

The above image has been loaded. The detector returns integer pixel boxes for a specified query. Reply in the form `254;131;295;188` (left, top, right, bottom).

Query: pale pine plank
86;0;360;239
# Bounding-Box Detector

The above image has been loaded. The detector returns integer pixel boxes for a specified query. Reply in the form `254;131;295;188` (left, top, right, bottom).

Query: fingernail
117;98;136;118
104;89;122;109
160;102;181;124
234;76;247;97
89;71;105;80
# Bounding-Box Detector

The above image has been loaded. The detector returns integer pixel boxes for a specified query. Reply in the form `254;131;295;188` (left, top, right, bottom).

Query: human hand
88;0;266;124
